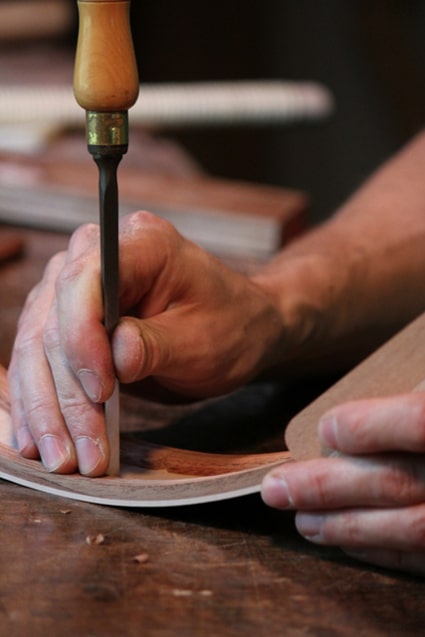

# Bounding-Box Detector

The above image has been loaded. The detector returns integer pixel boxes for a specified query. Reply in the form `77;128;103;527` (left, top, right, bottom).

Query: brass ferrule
86;111;129;147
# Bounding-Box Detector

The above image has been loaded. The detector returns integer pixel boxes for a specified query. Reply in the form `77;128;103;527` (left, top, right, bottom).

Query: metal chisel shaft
94;152;122;476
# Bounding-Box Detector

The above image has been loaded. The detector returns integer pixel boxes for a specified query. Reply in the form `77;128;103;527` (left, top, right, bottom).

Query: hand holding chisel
73;0;139;474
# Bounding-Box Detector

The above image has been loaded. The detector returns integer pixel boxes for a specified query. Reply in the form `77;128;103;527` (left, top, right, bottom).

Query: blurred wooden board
0;149;307;260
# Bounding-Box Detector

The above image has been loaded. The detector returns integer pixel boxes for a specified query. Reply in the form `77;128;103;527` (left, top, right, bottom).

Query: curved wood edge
0;365;291;506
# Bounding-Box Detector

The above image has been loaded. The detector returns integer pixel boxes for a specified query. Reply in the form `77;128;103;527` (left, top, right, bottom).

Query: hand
8;211;283;476
261;392;425;575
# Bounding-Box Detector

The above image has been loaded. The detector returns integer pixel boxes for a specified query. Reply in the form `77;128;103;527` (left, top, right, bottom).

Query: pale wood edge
0;365;291;507
286;312;425;460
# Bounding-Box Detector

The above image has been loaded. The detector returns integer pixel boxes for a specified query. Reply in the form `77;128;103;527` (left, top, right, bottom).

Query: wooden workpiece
0;363;292;506
1;150;424;633
1;221;425;634
2;311;425;504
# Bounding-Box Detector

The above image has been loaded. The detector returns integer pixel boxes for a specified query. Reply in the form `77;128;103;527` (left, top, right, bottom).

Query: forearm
252;130;425;374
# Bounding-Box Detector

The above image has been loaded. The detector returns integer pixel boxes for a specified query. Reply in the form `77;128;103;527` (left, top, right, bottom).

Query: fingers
43;299;109;476
295;503;425;554
8;252;78;472
261;454;425;510
110;213;285;398
9;224;112;476
54;223;115;402
318;393;425;454
261;391;425;575
9;213;177;475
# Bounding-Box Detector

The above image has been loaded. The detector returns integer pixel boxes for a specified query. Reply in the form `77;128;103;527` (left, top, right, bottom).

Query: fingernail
318;414;338;448
296;513;324;542
75;436;106;476
39;435;71;472
261;473;292;509
78;370;102;402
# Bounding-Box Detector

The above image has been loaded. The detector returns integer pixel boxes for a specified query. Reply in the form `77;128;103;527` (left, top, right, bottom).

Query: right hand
8;211;284;476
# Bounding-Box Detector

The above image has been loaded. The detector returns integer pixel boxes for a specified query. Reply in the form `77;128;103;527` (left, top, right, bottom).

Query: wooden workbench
1;225;425;637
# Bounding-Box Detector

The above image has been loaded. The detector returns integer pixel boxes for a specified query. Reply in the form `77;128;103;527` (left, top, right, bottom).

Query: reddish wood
286;311;425;460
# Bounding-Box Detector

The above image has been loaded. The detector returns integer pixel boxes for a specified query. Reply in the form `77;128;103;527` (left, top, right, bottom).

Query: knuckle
42;321;61;355
324;512;361;545
23;282;42;309
14;329;42;357
307;471;332;508
25;395;59;433
59;394;102;434
282;464;334;510
55;257;87;289
45;250;67;277
68;222;99;252
123;210;180;243
382;462;421;503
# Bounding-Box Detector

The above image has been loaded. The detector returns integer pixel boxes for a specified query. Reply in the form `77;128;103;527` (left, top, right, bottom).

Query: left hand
261;391;425;575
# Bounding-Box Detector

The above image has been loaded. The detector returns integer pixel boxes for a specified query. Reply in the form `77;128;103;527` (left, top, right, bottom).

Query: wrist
249;227;361;375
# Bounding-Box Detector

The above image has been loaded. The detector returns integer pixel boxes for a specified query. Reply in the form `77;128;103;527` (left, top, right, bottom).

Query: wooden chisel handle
73;0;139;113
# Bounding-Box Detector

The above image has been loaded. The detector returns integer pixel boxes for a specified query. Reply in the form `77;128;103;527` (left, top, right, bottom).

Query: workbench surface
1;227;424;637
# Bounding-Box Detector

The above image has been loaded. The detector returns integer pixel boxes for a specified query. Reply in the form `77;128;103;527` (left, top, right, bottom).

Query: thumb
111;316;172;384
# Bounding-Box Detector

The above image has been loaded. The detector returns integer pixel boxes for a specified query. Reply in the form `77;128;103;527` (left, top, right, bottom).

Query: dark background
76;1;425;223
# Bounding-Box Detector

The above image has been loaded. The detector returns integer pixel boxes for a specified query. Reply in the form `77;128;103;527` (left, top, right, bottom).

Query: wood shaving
86;533;105;545
132;553;149;564
60;509;71;515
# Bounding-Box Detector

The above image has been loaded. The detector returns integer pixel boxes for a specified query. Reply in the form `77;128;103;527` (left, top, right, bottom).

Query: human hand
8;211;284;476
261;392;425;575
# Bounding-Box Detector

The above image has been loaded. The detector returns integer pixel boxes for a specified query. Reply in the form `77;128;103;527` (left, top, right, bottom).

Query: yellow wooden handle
73;0;139;112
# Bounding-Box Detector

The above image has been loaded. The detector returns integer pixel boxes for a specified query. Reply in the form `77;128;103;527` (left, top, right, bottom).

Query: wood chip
132;553;149;564
86;533;105;545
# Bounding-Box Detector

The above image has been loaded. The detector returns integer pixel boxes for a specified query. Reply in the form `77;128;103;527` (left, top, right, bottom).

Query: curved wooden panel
0;365;291;506
286;312;425;460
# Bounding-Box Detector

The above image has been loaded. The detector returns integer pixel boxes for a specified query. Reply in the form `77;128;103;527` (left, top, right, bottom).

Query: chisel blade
94;153;122;476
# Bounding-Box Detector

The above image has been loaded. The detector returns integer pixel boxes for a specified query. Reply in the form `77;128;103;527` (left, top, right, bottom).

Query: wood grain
286;311;425;460
0;365;291;506
74;0;139;112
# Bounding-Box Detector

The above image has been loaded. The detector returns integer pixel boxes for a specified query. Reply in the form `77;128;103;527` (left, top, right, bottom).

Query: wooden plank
286;311;425;460
0;152;308;259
